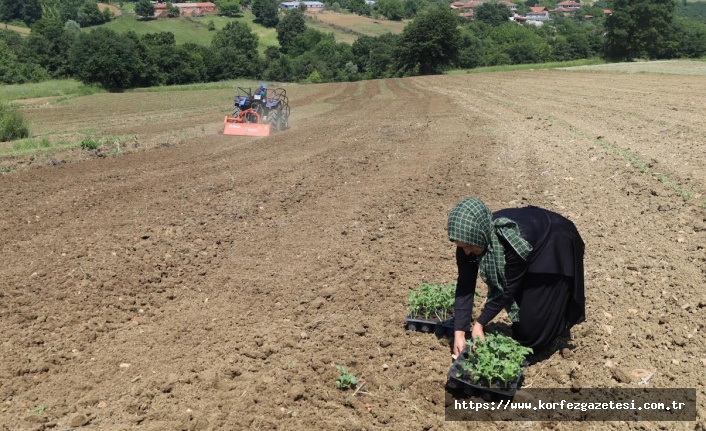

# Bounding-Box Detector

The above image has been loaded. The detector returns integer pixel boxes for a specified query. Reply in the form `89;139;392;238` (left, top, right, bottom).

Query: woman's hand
453;331;466;358
471;322;486;344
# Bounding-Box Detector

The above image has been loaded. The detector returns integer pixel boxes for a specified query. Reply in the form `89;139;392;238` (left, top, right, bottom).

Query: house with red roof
498;1;517;11
556;1;581;9
153;2;217;17
553;0;582;16
525;6;549;25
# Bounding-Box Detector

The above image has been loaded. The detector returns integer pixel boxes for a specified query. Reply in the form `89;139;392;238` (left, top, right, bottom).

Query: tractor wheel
253;103;265;119
268;109;281;131
232;106;241;117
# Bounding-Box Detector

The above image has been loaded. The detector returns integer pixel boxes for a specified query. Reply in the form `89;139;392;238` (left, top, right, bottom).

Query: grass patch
1;22;31;36
447;58;606;75
376;80;393;97
0;80;105;102
127;78;290;93
354;81;366;97
0;135;135;158
98;12;278;50
303;13;407;45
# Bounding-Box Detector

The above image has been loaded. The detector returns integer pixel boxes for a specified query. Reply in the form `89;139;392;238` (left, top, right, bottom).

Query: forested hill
1;0;706;90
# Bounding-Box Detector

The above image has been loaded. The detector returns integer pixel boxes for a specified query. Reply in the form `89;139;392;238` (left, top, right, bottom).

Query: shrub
80;137;100;150
0;103;30;142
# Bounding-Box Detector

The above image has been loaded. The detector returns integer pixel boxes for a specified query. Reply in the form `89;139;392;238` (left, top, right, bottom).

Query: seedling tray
405;314;455;337
446;348;525;399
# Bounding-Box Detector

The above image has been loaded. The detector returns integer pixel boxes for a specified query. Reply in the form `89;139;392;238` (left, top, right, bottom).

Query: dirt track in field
1;69;705;431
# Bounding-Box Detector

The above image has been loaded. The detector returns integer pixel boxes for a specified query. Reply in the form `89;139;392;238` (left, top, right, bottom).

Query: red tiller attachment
222;110;271;137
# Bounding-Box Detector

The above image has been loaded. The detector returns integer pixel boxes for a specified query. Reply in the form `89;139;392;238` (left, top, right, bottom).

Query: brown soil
1;72;705;431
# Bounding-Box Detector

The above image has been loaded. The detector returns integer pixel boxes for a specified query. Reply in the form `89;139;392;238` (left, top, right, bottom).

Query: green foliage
77;0;110;27
212;21;259;51
284;31;356;82
0;39;48;84
252;0;280;27
376;0;404;20
210;21;261;79
605;0;678;60
348;0;371;15
0;102;30;142
306;69;323;82
395;6;460;75
277;9;307;53
69;28;147;89
216;0;242;17
667;17;706;58
134;0;155;19
474;3;512;26
0;0;42;26
59;0;85;22
32;405;46;415
455;29;483;69
80;137;100;150
166;2;181;18
142;32;208;85
677;1;706;23
456;333;533;388
352;33;400;78
402;0;427;18
407;281;455;321
335;366;359;390
27;18;75;77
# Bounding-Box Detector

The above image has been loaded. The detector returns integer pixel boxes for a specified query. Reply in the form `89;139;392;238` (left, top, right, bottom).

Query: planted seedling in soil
335;365;359;390
454;333;533;390
407;281;455;322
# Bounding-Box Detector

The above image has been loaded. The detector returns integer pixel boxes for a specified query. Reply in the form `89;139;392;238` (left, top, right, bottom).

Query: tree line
1;0;706;90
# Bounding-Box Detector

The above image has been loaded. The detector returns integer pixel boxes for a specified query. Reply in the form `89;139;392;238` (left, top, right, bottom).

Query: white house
279;1;325;12
525;6;549;25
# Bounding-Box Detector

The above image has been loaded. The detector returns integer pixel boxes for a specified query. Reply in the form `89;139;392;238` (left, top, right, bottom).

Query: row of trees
2;0;706;89
0;0;113;27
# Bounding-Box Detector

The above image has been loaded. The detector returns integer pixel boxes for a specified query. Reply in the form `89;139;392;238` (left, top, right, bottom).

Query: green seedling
456;333;533;389
32;405;46;415
335;365;359;390
407;281;456;321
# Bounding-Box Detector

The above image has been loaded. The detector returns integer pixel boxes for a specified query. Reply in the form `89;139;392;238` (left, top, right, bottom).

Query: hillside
2;64;706;430
93;9;406;48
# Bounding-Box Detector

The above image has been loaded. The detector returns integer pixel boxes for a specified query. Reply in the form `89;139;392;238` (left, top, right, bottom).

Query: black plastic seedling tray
446;348;525;400
405;314;455;337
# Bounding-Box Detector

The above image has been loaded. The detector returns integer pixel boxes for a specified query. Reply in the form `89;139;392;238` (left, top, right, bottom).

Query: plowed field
2;67;705;431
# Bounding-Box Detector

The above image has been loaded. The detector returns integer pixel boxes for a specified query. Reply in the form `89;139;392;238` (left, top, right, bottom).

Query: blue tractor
231;86;290;132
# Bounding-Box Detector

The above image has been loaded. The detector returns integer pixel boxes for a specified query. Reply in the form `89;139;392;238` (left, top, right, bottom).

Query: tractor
223;86;290;136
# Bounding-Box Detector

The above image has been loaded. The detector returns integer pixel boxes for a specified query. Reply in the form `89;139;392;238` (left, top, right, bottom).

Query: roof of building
529;6;547;13
281;1;325;5
556;1;581;6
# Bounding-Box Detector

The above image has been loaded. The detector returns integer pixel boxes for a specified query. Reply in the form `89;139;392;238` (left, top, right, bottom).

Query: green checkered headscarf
447;198;533;322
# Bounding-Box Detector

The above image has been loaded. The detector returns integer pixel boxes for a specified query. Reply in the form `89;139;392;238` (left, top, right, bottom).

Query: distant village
149;0;613;27
451;1;613;25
